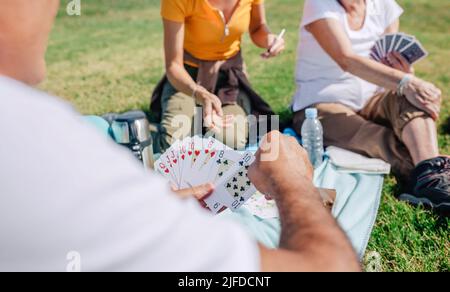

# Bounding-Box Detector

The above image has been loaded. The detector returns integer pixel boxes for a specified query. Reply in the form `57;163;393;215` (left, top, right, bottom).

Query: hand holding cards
370;33;428;65
155;137;257;214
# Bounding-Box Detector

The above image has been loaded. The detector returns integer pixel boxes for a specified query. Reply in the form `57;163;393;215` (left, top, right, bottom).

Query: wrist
271;179;321;202
397;73;414;96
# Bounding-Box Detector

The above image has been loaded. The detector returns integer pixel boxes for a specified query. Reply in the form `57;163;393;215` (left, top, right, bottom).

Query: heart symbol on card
205;149;209;154
210;152;216;157
181;155;185;160
164;169;170;174
188;151;193;156
195;150;200;156
173;159;178;164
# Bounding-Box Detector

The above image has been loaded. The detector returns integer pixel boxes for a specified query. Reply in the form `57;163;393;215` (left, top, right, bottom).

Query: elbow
335;53;355;73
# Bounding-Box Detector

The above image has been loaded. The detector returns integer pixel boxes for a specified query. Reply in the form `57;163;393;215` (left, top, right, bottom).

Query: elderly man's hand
248;131;315;200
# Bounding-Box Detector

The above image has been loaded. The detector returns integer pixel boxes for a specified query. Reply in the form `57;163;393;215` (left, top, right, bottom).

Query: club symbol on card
240;187;245;192
238;172;243;177
234;192;239;198
240;197;245;202
224;160;229;165
246;181;251;186
219;172;224;177
227;183;232;188
232;177;238;182
233;185;238;190
239;161;244;166
216;159;222;164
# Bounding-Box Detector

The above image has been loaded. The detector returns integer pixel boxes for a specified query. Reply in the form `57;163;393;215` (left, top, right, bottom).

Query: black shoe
399;156;450;215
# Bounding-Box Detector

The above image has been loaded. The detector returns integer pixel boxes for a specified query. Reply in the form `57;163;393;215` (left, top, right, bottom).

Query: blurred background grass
41;0;449;271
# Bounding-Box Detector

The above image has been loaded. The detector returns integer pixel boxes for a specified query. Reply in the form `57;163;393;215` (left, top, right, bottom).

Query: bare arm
249;132;361;272
163;19;223;127
249;4;285;58
306;18;404;91
306;18;442;119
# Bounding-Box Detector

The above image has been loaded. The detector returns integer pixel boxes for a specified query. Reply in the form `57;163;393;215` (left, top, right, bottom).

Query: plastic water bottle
301;108;324;168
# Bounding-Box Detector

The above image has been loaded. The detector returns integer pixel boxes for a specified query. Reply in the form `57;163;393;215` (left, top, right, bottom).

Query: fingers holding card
155;137;258;215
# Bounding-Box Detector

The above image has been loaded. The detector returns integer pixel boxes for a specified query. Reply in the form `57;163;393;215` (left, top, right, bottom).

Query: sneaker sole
398;193;450;214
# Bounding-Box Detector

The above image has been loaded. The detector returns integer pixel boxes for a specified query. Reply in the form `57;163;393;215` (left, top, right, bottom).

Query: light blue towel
221;157;383;259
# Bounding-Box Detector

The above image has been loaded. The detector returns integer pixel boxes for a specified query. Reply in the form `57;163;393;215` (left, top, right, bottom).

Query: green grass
42;0;449;271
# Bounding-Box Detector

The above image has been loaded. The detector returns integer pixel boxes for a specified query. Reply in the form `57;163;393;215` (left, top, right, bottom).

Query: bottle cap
305;108;318;119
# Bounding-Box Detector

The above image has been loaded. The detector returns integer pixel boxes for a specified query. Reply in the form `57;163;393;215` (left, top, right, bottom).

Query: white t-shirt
292;0;403;112
0;76;259;272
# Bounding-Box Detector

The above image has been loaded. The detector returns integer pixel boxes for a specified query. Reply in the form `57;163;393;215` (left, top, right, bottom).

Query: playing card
162;140;182;186
394;34;414;52
205;151;256;213
212;162;257;212
178;136;203;188
390;34;403;53
383;34;395;54
375;40;384;58
400;41;428;64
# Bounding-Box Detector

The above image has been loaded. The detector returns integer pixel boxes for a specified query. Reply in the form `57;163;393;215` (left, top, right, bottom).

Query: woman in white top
292;0;449;213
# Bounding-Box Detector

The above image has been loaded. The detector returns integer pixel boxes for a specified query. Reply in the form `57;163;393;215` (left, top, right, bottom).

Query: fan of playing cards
371;33;428;65
154;137;257;214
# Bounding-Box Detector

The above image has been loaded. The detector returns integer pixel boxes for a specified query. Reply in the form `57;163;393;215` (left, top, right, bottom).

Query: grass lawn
42;0;449;271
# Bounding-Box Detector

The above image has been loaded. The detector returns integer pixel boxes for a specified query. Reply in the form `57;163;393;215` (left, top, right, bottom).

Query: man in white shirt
0;0;359;272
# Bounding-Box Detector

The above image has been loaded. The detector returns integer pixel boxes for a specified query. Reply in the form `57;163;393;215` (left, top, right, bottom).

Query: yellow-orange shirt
161;0;264;61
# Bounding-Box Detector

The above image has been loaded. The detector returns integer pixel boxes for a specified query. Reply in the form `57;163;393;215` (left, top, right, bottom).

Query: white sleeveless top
293;0;403;112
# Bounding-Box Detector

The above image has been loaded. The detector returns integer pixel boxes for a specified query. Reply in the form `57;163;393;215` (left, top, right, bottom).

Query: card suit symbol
240;187;245;192
239;161;244;166
246;181;251;186
233;185;238;190
234;193;239;198
181;155;185;160
226;183;232;188
216;159;222;164
239;172;244;177
173;159;178;164
240;197;245;202
188;151;193;156
195;150;201;156
164;169;170;174
245;165;250;170
205;149;209;154
233;178;238;182
210;151;216;157
224;160;229;165
219;172;224;177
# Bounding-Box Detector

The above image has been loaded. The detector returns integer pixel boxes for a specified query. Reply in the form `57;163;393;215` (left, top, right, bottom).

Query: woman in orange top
151;0;285;152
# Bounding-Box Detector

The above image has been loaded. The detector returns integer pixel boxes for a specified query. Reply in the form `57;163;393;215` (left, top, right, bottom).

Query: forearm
344;54;406;91
250;23;271;49
166;62;198;97
275;182;360;271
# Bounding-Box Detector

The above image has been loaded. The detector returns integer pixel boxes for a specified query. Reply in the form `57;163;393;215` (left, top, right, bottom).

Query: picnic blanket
220;155;384;259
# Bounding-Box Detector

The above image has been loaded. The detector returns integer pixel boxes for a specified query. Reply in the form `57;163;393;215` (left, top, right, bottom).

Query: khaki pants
155;66;251;153
293;91;429;183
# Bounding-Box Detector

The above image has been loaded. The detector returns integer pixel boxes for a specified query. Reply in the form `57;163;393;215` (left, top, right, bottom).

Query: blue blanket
221;156;383;259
